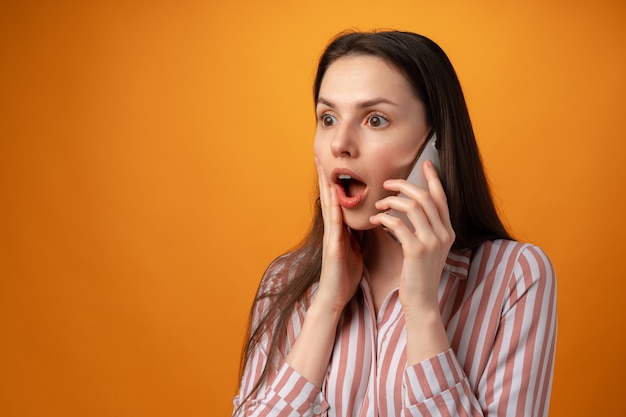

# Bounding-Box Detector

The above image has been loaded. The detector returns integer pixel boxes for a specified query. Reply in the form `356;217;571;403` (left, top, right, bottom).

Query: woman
233;30;556;417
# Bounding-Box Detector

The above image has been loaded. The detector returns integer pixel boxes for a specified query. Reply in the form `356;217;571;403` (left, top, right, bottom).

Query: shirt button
312;404;323;414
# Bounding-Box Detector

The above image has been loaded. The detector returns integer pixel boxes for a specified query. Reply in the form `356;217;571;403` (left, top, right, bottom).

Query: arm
233;160;363;416
401;245;557;416
370;162;556;416
233;259;330;417
285;161;362;387
287;160;363;387
369;159;455;367
478;244;557;416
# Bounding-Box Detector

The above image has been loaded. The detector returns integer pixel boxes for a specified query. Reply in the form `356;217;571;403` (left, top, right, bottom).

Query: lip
330;168;368;209
331;168;365;184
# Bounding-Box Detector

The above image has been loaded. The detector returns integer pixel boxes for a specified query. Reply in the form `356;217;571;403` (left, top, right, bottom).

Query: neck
362;227;405;289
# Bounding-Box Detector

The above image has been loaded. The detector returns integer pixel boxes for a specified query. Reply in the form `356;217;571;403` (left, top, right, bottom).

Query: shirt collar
443;248;472;280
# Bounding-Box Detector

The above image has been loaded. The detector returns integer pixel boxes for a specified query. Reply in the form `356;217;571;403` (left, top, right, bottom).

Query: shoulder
247;250;311;330
257;249;319;301
256;250;311;297
472;238;552;267
477;239;554;279
471;239;556;303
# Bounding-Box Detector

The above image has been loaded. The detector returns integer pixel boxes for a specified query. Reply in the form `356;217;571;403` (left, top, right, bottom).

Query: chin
342;211;377;231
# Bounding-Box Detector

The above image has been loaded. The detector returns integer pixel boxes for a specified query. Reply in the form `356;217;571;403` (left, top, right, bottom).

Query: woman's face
314;55;431;230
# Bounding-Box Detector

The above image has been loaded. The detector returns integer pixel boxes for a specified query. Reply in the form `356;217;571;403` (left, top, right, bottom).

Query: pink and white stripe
234;239;557;416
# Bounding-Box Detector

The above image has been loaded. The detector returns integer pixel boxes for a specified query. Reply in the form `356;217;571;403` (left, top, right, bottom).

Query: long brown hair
237;30;512;406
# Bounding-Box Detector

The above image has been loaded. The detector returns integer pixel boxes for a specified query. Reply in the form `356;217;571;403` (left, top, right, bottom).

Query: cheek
313;139;322;157
371;144;417;181
313;137;333;179
313;133;326;158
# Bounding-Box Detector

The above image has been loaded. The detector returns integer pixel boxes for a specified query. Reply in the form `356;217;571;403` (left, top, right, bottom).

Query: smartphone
387;132;440;234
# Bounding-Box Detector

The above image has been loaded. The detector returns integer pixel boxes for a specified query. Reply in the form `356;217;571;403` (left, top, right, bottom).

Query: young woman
233;30;556;417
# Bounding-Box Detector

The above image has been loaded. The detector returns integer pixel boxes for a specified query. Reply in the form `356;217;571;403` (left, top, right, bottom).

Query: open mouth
336;174;367;198
330;169;368;209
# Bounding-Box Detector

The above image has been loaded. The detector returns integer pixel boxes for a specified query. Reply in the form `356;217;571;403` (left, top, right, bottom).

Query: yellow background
1;1;625;416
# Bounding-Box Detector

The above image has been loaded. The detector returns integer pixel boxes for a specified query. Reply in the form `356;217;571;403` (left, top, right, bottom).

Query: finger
328;185;343;227
315;158;333;250
315;158;328;206
377;186;446;242
315;158;344;245
315;158;333;225
369;211;419;247
374;195;434;238
382;170;451;239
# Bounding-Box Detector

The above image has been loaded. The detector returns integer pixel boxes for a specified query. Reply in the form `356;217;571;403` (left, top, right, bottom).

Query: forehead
318;55;418;106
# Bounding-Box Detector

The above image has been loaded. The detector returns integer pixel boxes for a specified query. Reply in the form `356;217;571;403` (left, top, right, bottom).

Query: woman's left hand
368;160;455;316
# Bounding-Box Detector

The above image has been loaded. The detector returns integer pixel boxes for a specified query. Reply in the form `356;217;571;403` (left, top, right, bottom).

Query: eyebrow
317;97;399;109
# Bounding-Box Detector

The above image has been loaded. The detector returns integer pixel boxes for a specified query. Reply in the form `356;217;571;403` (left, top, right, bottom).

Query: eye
366;113;389;128
319;114;337;127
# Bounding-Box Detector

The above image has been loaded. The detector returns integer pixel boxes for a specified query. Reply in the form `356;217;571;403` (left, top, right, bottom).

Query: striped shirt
234;239;557;416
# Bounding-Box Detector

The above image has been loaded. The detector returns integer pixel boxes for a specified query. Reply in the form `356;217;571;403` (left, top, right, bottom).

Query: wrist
308;299;344;324
401;301;441;322
403;309;450;365
312;287;351;317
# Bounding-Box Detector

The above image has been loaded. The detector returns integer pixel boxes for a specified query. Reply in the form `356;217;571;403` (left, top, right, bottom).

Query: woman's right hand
314;158;364;314
281;160;364;389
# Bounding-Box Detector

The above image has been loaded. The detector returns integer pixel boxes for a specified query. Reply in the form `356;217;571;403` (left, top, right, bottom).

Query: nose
330;122;358;158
